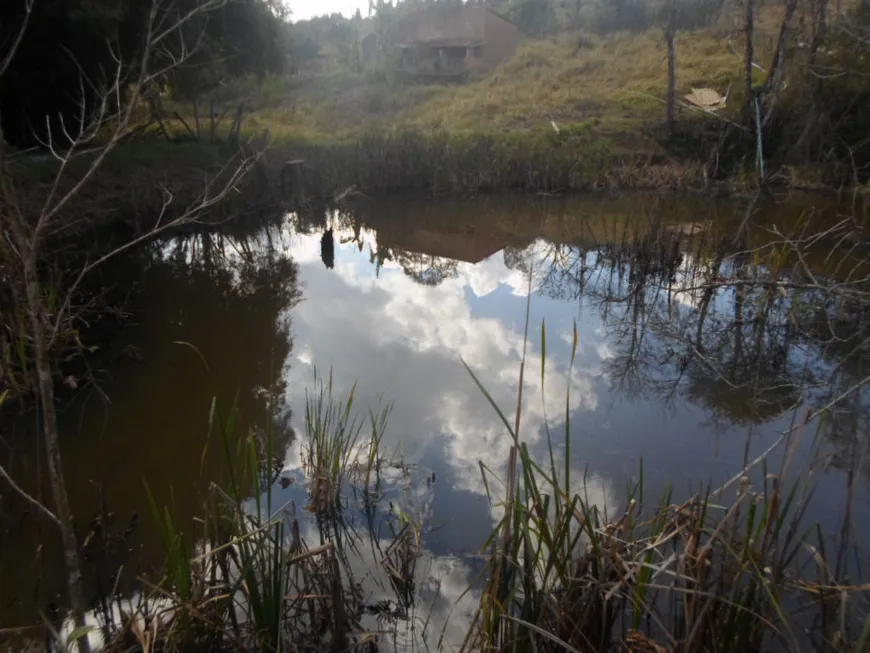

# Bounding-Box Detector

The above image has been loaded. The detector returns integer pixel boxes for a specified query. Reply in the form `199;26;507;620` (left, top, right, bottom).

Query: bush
586;0;652;35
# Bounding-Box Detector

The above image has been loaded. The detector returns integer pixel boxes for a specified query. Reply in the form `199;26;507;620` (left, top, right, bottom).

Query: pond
1;191;869;647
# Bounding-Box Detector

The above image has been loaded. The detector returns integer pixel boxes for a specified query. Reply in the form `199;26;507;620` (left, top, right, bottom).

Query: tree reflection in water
500;209;870;474
0;219;302;628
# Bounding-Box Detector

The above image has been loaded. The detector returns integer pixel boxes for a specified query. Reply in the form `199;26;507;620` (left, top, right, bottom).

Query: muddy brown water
1;191;868;644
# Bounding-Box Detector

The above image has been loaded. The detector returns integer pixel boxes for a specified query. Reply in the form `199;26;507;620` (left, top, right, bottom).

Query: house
388;6;520;81
362;203;511;264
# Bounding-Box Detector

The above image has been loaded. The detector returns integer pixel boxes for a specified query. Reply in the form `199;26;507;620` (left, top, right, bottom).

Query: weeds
302;368;392;513
68;390;376;653
275;128;708;206
10;349;868;653
462;297;870;651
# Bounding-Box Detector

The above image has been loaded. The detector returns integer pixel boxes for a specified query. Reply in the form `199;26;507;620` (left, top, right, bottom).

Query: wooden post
193;97;201;140
744;0;755;117
666;3;677;138
210;98;216;144
230;101;245;145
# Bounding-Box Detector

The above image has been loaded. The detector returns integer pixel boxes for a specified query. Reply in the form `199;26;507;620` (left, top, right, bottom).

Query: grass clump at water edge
56;391;372;653
461;317;870;653
302;368;392;513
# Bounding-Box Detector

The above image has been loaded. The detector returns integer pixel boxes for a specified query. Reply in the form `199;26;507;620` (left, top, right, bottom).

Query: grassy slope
36;13;793;197
244;20;777;156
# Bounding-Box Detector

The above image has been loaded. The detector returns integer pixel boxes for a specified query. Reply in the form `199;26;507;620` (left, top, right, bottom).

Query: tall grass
302;368;392;512
18;375;397;652
276;128;705;207
27;361;869;653
132;390;377;652
462;313;870;652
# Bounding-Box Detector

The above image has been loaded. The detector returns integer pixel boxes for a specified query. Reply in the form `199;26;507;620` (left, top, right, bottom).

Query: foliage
0;0;287;145
168;0;287;100
509;0;557;36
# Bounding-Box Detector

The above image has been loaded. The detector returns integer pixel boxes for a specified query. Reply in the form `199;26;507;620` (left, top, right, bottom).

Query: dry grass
235;20;785;152
146;11;841;190
397;30;741;138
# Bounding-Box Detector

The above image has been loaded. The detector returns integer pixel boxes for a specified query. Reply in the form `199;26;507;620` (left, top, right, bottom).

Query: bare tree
0;0;266;648
760;0;799;129
741;0;800;180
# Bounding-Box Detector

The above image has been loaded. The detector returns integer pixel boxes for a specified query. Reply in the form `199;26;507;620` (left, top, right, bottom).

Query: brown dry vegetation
239;6;788;149
144;2;851;194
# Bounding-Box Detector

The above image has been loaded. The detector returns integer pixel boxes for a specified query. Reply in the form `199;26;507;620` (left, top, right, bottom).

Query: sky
284;0;370;21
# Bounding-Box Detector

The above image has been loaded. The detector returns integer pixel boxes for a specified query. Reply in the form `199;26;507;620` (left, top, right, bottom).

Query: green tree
508;0;554;36
0;0;287;146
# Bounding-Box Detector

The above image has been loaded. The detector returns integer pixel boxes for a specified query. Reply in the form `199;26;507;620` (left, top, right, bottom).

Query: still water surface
1;192;867;642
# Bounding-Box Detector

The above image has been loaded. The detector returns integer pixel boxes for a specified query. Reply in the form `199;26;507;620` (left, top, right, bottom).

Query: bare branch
0;0;34;79
33;0;237;239
0;461;61;527
49;145;266;343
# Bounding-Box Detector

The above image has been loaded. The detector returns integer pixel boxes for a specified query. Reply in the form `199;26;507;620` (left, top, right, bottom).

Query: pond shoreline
10;131;860;219
0;136;860;411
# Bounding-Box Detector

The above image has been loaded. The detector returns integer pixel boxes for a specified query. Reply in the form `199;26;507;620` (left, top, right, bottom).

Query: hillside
242;17;781;156
127;3;870;191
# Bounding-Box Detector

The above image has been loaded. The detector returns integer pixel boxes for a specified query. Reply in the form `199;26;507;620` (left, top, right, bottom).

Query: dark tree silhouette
321;228;336;269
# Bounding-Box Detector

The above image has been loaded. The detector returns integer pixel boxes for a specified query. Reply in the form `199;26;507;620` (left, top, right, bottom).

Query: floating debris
684;87;727;111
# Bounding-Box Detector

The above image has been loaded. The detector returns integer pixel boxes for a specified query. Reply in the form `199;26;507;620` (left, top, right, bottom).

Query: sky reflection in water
266;209;864;649
3;194;868;638
279;218;817;525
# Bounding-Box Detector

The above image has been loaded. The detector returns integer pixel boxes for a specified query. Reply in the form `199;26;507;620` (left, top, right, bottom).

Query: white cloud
280;229;601;504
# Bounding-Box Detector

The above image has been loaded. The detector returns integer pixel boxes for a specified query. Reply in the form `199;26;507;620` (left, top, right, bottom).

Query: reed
277;128;706;207
27;362;867;653
462;314;869;653
129;393;366;652
302;368;392;513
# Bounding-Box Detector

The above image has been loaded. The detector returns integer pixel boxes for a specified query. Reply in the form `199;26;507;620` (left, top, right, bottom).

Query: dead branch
0;461;61;526
0;0;33;79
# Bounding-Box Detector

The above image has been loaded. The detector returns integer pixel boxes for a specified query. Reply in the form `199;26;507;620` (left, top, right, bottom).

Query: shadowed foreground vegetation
9;363;868;652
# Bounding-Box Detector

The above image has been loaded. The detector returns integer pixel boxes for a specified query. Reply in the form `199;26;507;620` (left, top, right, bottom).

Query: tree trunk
761;0;798;128
23;261;91;653
744;0;755;117
809;0;828;65
666;20;677;139
210;99;216;144
193;96;201;140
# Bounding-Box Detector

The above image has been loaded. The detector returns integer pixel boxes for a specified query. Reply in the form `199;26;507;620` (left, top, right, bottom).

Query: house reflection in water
378;225;508;265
